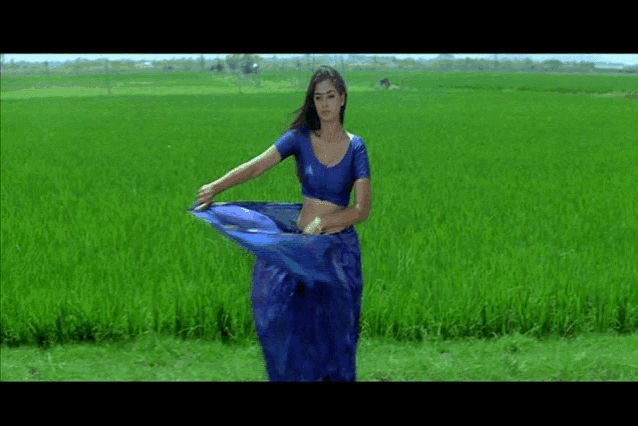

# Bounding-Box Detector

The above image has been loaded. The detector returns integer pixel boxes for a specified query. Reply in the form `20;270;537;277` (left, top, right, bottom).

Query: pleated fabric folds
188;201;362;381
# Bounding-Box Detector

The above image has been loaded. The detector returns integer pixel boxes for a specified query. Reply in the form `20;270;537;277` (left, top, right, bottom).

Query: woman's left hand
303;217;323;235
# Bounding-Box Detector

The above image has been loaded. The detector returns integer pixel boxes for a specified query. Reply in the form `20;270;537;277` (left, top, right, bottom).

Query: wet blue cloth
187;201;362;381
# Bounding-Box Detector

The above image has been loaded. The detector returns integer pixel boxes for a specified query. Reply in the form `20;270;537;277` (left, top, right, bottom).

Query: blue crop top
274;126;370;208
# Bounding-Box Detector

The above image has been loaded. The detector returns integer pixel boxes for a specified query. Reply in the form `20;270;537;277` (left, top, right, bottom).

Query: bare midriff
297;198;347;234
295;130;351;234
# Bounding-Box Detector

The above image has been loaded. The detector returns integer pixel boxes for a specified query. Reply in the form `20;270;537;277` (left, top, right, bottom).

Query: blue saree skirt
187;201;363;382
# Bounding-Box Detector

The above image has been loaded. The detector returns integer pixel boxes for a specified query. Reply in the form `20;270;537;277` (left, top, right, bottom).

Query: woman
191;66;371;381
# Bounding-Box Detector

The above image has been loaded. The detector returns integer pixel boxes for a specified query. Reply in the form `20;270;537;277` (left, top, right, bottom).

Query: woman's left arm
315;178;371;234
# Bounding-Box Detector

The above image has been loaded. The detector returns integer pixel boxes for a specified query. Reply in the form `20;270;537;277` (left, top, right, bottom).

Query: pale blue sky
3;53;637;66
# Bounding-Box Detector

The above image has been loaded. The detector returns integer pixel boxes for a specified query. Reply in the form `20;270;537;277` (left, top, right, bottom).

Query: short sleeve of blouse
274;129;301;160
353;138;371;181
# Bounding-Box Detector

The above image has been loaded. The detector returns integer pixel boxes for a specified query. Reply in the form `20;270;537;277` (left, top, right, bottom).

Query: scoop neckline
309;131;353;168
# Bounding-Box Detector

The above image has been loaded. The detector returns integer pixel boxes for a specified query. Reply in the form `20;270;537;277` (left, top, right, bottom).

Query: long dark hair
288;65;348;133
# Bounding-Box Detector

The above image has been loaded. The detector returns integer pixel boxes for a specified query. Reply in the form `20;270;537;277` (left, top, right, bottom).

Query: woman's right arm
197;145;282;209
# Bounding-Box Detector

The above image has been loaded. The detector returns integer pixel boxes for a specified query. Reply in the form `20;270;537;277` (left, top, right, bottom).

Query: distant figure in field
379;78;390;89
243;62;259;75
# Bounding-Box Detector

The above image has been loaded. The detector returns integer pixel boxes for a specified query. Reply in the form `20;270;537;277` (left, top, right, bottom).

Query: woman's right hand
196;182;217;211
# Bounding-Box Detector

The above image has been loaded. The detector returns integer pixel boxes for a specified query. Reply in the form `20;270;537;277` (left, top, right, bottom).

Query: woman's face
314;80;343;124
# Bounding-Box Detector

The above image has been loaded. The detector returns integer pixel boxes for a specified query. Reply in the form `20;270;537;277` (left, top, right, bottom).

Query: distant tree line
0;54;261;76
1;54;636;76
426;56;637;74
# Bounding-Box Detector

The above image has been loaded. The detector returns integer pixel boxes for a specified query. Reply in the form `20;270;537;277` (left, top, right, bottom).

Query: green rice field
2;70;637;356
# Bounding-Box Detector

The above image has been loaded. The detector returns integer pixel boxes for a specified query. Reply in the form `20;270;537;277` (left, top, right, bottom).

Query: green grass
1;71;637;356
3;331;636;381
4;69;636;98
0;70;377;99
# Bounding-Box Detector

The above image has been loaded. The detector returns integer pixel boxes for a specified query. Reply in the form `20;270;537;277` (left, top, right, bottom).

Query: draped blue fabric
187;201;362;381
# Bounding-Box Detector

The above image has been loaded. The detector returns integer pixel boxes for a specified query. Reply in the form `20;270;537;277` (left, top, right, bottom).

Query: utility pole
105;59;111;96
